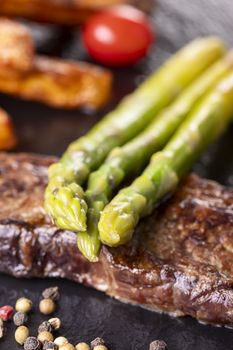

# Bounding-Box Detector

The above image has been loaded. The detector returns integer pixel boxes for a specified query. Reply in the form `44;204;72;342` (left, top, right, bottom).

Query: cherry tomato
82;5;154;67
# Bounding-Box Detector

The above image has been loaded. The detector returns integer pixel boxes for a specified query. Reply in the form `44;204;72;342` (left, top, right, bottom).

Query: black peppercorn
90;338;105;349
24;336;41;350
43;341;58;350
149;340;167;350
13;311;28;326
42;287;60;302
38;321;53;333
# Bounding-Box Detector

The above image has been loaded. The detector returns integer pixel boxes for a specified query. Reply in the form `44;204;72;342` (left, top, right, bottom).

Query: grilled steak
0;153;233;326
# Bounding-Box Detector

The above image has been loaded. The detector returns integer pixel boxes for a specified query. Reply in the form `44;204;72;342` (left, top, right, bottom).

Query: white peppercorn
93;346;108;350
0;319;4;339
48;317;61;330
75;343;91;350
60;343;75;350
39;299;56;315
15;326;30;345
37;331;54;344
54;336;69;347
15;298;33;313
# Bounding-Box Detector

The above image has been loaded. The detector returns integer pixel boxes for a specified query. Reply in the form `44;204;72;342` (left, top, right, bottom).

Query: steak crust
0;153;233;326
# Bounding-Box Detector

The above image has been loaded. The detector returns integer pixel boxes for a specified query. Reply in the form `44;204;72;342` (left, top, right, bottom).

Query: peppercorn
48;317;61;330
39;299;56;315
75;343;91;350
13;311;28;326
15;325;30;345
60;343;75;350
24;336;41;350
0;305;14;321
42;287;60;302
149;340;167;350
94;345;108;350
15;298;33;313
0;319;4;339
43;341;58;350
38;331;54;344
93;346;108;350
54;336;69;347
90;338;105;349
38;321;53;333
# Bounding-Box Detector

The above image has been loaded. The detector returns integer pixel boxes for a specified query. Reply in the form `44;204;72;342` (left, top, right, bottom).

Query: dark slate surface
0;1;233;349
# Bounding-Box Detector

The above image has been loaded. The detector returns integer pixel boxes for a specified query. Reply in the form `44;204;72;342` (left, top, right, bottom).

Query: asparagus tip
77;232;100;262
45;183;88;232
99;202;135;247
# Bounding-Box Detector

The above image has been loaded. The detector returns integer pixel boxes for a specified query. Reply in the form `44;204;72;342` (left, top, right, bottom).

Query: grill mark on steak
0;153;233;326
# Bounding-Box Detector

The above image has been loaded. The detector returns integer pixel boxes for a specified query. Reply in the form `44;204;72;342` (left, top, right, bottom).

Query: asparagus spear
77;51;233;261
45;37;226;232
98;72;233;247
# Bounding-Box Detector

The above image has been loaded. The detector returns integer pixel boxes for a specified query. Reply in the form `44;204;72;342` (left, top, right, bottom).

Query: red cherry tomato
82;5;154;67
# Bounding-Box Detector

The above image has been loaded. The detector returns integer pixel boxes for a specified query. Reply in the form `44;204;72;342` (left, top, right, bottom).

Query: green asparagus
98;72;233;247
45;37;225;232
77;51;233;261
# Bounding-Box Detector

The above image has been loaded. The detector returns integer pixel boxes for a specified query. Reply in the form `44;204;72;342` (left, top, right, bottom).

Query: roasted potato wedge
0;0;152;25
0;18;112;110
0;56;112;110
0;109;17;150
0;17;34;73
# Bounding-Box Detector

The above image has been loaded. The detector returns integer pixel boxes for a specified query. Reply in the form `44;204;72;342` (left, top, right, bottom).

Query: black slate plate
0;1;233;349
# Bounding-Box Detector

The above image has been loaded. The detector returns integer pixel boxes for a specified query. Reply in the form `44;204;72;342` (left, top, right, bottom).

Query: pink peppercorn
0;305;14;321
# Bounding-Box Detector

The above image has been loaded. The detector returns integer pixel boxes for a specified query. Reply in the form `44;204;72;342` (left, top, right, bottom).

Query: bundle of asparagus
99;72;233;246
78;51;233;260
45;37;225;231
45;37;233;261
